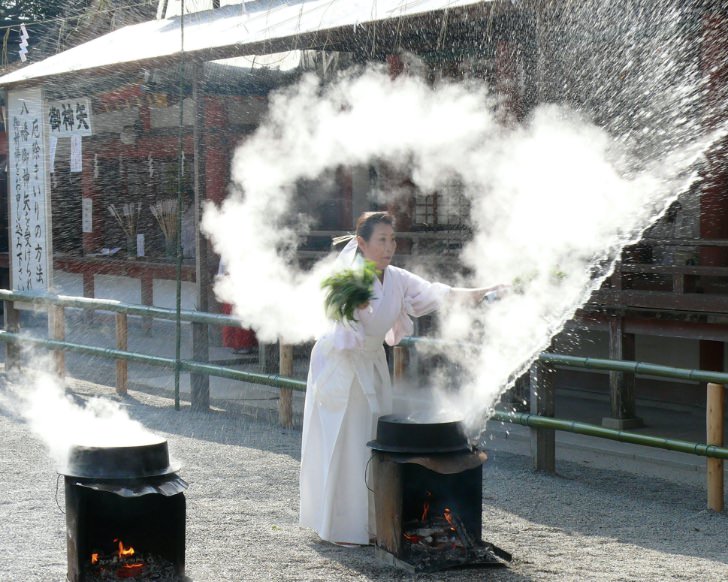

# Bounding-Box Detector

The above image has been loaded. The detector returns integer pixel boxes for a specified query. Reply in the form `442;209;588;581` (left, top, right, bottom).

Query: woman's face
358;223;397;271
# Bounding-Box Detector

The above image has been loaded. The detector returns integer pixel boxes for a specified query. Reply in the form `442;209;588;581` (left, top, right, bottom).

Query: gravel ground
1;373;727;582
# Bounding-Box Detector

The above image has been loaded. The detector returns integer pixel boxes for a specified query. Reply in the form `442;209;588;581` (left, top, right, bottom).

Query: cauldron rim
58;440;180;479
366;440;471;454
366;413;470;454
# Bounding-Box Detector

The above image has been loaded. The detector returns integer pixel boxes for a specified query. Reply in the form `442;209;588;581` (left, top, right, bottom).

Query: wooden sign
8;87;52;291
47;97;93;137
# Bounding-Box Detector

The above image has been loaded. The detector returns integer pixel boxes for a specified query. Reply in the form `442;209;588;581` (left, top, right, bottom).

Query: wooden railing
589;238;728;315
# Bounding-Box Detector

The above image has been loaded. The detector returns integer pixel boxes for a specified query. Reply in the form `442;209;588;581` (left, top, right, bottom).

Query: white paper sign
47;97;93;137
82;198;93;233
70;134;82;173
8;87;51;291
49;135;57;174
136;233;145;257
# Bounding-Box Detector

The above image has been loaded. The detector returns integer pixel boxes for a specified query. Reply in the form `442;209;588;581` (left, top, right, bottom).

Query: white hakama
299;266;450;545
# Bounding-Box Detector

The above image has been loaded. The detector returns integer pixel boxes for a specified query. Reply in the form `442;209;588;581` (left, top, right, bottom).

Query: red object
221;303;257;350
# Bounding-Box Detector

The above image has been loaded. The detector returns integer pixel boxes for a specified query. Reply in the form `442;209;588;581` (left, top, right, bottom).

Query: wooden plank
372;454;402;555
592;290;728;313
569;313;728;342
620;264;728;277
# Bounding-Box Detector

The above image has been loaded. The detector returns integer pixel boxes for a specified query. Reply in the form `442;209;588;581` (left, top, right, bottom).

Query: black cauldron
367;414;471;454
59;439;180;480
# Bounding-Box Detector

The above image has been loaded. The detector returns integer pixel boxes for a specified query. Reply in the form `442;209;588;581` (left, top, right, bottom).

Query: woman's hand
476;284;511;304
450;285;510;305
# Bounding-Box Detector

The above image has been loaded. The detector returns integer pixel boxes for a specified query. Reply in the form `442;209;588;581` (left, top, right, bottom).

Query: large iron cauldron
367;414;471;454
59;439;180;480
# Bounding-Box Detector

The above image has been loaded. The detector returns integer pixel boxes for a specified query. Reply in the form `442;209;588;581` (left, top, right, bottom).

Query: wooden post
140;273;153;335
4;301;21;370
603;313;643;429
707;382;724;512
82;271;95;324
116;313;128;395
529;361;555;473
393;346;408;383
49;305;65;378
279;342;294;428
259;342;278;374
191;61;210;411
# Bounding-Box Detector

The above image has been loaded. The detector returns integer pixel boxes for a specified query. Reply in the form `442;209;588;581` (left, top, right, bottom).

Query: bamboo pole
490;409;728;459
279;343;294;427
707;382;724;512
116;313;128;395
50;305;65;378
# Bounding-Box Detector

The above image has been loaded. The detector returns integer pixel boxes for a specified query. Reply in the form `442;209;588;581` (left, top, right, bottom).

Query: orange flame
90;553;99;565
421;491;432;522
114;538;136;558
421;501;430;522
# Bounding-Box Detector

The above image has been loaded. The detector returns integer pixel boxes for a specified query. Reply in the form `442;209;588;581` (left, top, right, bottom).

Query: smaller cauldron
59;439;180;480
367;414;471;454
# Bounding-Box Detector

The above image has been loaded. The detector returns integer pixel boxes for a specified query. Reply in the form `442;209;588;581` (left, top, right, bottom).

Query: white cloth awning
0;0;492;87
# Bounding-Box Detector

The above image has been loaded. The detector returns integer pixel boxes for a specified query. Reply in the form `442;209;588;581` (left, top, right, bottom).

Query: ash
82;553;181;582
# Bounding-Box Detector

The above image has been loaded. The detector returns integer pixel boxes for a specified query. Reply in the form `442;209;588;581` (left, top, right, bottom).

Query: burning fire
403;496;465;551
421;491;432;522
114;538;136;558
89;539;145;578
117;562;145;579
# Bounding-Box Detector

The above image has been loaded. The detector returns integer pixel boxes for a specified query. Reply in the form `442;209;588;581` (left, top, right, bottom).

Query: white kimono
299;265;450;545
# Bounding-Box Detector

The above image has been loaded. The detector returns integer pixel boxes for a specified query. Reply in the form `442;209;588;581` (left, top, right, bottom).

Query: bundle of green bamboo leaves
321;259;379;323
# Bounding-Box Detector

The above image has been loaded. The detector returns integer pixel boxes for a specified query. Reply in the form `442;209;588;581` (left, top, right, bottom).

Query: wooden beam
591;290;728;314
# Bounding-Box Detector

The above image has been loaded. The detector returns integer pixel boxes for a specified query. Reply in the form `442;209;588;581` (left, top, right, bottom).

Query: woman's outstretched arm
449;284;510;305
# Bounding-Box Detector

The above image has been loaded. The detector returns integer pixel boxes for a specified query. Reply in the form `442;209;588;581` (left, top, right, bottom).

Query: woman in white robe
299;211;501;546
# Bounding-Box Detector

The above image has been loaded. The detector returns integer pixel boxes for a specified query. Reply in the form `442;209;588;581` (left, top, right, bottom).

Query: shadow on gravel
70;386;304;461
40;379;728;574
482;449;728;566
308;540;535;582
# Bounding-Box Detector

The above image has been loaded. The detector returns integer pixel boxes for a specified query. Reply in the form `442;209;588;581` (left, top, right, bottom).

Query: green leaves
321;260;379;323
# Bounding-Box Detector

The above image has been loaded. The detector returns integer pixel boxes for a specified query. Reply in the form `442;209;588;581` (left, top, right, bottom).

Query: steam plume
203;7;723;431
1;358;160;469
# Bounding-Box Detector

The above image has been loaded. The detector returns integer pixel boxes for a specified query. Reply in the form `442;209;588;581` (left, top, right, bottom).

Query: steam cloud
1;359;160;469
204;12;722;432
